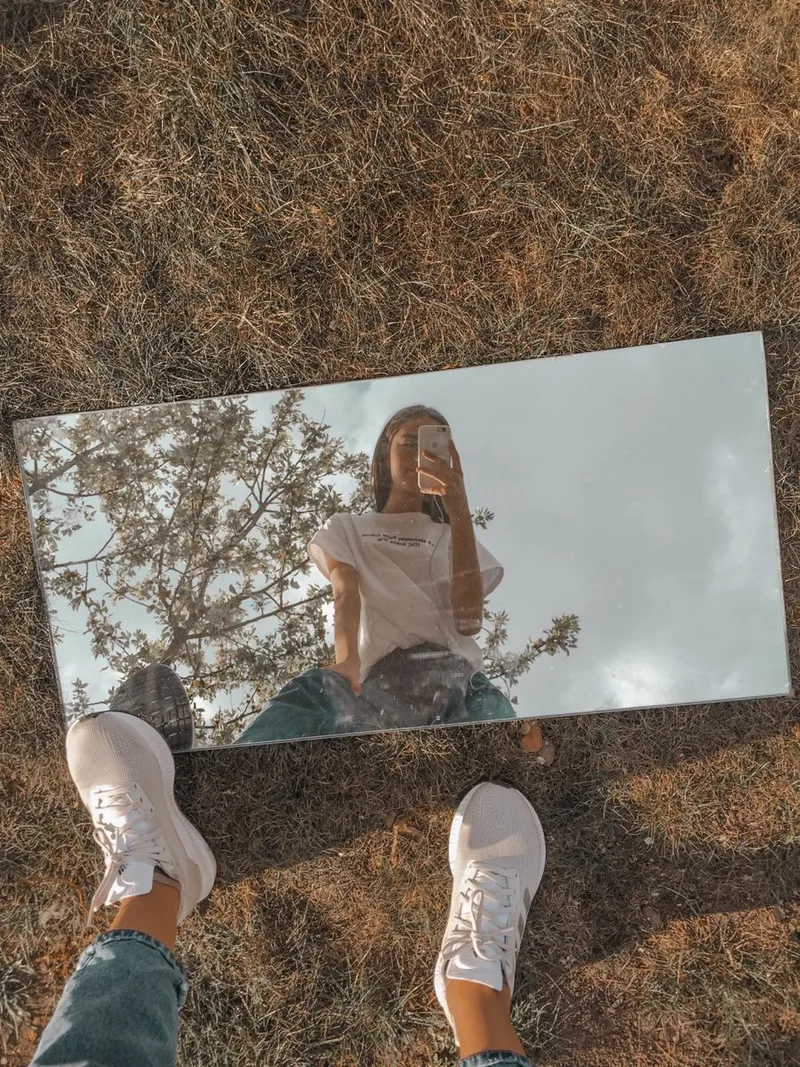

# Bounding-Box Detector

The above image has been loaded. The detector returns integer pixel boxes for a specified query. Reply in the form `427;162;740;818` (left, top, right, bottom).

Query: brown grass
1;0;799;1064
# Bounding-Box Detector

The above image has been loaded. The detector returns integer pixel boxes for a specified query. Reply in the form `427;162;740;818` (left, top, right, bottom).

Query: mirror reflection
14;332;790;751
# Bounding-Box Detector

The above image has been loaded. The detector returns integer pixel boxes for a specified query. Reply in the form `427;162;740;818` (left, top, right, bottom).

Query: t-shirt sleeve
307;513;358;580
475;536;504;596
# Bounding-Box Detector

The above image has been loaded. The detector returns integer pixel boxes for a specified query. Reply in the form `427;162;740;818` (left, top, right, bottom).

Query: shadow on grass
0;2;70;46
173;696;799;957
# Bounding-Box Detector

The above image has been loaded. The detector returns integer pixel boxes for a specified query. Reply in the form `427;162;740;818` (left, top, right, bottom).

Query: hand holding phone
417;424;452;493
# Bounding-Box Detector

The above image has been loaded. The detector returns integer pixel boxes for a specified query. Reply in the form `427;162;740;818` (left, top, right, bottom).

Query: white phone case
418;425;451;492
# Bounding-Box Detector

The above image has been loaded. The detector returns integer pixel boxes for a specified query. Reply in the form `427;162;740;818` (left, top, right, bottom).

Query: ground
1;0;799;1064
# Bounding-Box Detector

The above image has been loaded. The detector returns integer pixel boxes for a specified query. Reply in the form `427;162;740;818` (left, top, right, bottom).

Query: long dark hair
371;404;450;524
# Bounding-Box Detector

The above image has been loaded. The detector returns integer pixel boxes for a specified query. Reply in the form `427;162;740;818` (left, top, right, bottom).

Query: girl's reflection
235;405;514;743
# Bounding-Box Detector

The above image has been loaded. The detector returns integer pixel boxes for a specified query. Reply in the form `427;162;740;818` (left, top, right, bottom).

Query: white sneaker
434;782;546;1040
66;711;217;933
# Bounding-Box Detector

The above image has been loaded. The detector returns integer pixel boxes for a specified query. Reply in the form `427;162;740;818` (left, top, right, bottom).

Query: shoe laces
84;783;166;931
442;864;517;964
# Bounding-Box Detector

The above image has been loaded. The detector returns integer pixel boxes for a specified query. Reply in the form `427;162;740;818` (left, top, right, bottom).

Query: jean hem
458;1052;533;1067
78;928;190;1008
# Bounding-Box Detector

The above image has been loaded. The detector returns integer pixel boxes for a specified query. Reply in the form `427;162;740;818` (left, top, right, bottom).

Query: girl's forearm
448;505;484;636
333;583;361;661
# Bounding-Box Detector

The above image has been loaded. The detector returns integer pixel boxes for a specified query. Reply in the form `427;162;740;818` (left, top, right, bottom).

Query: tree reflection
18;390;579;746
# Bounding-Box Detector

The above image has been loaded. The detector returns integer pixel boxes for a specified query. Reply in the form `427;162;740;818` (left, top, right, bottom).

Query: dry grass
1;0;799;1064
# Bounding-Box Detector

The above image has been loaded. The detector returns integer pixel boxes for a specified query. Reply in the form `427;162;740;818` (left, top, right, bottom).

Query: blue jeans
235;649;515;744
29;929;533;1067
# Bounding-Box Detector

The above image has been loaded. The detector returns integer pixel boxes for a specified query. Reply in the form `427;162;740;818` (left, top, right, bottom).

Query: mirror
14;331;791;751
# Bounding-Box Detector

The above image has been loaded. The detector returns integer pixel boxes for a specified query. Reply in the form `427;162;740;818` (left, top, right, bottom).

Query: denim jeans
234;646;515;744
29;929;533;1067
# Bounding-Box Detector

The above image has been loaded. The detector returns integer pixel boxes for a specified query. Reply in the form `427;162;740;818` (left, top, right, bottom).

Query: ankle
109;881;180;952
445;976;509;1003
445;978;524;1060
153;868;181;891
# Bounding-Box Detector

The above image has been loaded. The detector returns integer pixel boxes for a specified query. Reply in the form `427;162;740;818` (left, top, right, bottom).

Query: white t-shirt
307;511;504;680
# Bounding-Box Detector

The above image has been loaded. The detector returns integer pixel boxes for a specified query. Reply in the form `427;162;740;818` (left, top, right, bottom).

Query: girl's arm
448;503;485;636
418;440;484;637
325;553;362;691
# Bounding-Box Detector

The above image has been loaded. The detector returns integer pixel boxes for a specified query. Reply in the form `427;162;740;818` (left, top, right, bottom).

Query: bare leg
446;979;527;1060
107;880;181;952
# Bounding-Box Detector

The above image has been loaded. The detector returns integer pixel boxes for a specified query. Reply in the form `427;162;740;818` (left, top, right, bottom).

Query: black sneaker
109;664;195;752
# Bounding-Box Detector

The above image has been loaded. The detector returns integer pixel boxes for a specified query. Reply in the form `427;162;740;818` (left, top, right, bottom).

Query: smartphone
418;424;451;492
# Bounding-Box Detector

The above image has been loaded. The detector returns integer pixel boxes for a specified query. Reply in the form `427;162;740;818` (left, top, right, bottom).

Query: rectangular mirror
15;331;791;751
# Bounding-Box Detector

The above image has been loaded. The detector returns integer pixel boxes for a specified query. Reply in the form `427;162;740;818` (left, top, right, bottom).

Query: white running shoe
66;711;217;933
434;782;546;1040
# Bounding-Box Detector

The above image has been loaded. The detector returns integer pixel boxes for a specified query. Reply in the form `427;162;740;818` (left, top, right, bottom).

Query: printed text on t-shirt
362;533;437;548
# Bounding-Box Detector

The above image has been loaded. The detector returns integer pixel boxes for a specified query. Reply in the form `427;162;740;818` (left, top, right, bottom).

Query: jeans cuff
76;928;190;1009
458;1053;533;1067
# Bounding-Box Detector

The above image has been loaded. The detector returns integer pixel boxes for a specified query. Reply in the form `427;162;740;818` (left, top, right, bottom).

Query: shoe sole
109;664;195;752
448;781;547;879
75;711;217;911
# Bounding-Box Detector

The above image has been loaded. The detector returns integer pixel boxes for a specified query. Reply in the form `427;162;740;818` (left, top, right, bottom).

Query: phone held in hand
418;424;451;492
